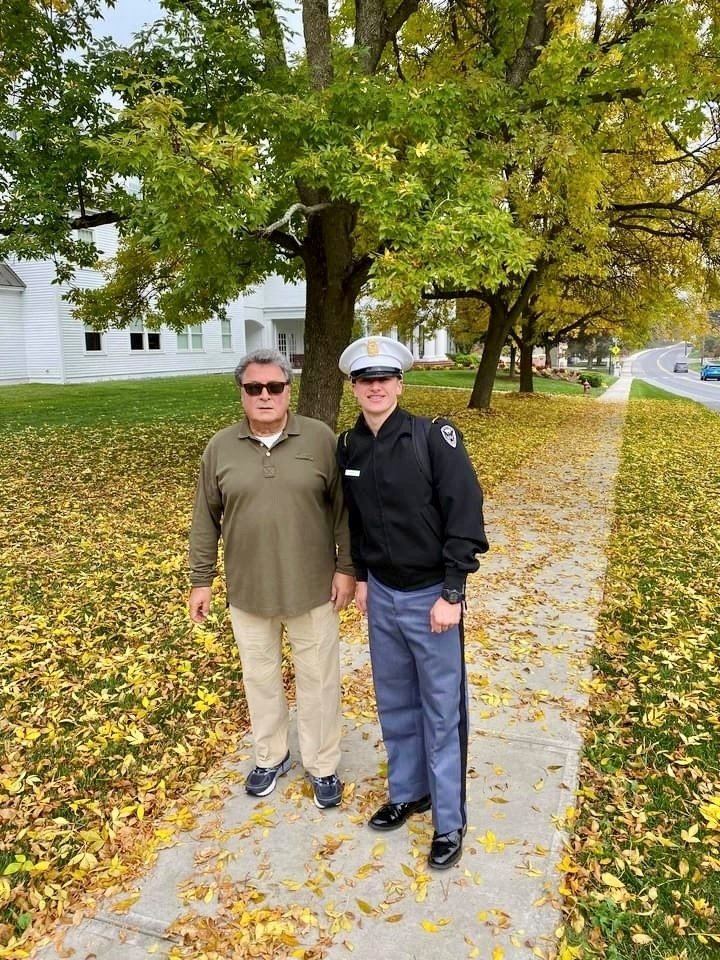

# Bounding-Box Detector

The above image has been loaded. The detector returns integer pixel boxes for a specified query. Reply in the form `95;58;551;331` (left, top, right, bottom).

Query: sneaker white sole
246;758;291;797
248;777;280;798
313;795;342;809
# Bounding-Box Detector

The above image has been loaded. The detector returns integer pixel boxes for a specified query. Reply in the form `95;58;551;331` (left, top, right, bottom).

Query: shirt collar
355;405;407;437
237;412;300;440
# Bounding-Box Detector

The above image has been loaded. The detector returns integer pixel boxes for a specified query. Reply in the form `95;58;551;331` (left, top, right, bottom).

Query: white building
1;223;451;386
0;223;306;386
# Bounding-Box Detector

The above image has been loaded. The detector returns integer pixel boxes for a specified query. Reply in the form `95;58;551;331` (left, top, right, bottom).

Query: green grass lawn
0;374;240;431
630;380;690;401
562;395;720;959
404;367;608;396
0;369;610;431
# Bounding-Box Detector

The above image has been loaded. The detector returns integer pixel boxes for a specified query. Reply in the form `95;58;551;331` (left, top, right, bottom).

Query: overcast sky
96;1;303;45
97;1;164;43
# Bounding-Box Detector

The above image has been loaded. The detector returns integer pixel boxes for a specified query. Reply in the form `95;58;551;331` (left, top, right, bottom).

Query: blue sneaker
310;773;343;809
245;751;291;797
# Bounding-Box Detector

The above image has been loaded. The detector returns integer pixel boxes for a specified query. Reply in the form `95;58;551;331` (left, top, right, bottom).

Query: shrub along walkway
37;389;632;960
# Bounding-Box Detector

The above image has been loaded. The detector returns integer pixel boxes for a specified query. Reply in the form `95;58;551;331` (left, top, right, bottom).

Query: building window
130;320;161;351
221;318;232;351
76;228;94;244
84;328;102;351
177;324;203;351
277;331;295;359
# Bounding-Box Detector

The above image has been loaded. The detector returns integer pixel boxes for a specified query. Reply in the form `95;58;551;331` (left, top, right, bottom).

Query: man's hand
189;586;212;623
430;597;462;633
331;572;356;612
355;580;368;615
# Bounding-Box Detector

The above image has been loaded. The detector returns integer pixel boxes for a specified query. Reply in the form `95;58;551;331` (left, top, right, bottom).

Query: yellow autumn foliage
559;397;720;958
0;385;615;954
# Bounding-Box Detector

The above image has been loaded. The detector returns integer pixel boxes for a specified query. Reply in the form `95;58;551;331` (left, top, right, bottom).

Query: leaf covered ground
559;398;720;960
0;382;592;957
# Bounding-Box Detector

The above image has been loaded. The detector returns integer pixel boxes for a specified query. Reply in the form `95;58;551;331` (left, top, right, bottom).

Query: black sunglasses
242;380;290;396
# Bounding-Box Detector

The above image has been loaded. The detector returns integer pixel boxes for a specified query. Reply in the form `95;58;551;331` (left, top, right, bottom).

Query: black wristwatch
441;587;464;604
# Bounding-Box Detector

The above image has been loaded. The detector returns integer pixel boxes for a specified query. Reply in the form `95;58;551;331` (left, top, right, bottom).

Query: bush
583;373;606;388
447;352;479;367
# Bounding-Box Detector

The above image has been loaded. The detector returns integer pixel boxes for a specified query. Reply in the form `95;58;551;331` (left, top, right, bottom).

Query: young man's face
351;374;403;420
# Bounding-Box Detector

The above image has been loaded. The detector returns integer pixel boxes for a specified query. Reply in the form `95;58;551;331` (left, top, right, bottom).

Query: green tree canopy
3;0;719;419
371;0;720;407
1;0;530;424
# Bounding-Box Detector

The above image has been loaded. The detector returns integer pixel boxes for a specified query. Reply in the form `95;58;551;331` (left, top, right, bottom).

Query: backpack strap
340;418;442;483
411;415;434;483
337;430;351;470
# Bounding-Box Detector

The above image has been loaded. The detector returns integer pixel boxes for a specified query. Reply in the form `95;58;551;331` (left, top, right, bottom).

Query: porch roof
0;263;26;289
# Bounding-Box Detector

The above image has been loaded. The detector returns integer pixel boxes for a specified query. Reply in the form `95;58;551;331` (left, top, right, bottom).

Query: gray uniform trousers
366;573;469;835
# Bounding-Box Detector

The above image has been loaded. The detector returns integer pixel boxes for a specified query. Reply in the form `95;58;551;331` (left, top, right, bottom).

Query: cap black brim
351;366;403;380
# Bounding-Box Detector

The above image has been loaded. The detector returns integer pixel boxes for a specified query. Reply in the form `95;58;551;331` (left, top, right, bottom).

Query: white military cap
339;336;414;380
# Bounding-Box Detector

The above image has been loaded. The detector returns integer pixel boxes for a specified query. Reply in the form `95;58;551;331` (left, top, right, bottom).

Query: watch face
443;588;463;603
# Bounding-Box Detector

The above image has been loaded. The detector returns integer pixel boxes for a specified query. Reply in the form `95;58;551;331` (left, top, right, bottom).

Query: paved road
631;344;720;411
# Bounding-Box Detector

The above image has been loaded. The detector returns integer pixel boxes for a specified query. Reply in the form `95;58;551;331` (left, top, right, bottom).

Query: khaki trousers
228;602;342;778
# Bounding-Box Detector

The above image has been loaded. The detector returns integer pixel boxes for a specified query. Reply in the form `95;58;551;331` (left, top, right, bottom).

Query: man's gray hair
234;349;293;388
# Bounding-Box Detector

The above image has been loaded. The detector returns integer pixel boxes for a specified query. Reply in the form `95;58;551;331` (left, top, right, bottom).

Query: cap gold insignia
367;339;380;356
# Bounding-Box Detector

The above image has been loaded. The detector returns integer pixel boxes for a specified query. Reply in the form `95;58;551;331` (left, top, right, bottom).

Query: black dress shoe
368;795;432;831
428;829;463;869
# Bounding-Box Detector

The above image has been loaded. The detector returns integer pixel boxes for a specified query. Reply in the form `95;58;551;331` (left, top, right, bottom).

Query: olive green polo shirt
189;413;354;618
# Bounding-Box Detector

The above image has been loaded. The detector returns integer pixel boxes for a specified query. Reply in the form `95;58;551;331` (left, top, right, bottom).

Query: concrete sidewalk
38;400;628;960
599;360;634;403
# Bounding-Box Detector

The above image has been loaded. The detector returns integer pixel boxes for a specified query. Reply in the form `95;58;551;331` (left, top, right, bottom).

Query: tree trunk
519;339;534;392
296;204;364;427
509;342;517;377
468;301;512;409
297;274;355;427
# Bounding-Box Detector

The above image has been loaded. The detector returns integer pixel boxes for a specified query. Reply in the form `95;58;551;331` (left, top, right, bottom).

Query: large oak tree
371;0;720;408
0;0;529;425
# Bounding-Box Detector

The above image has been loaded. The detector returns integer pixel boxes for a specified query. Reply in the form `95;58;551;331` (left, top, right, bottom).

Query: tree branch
261;202;331;236
69;211;123;230
303;0;332;88
609;220;700;239
385;0;420;39
391;33;406;81
506;0;550;88
355;0;387;75
254;228;303;257
508;265;543;325
422;285;492;302
612;173;720;215
592;0;603;44
249;0;288;73
656;123;716;171
528;86;644;112
346;253;374;298
354;0;418;76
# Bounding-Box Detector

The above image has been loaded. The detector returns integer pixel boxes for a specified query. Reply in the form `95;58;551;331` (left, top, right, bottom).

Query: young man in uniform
337;336;488;869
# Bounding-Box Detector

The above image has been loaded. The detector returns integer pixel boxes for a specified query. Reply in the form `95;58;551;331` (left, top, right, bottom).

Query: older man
189;348;355;808
337;336;488;869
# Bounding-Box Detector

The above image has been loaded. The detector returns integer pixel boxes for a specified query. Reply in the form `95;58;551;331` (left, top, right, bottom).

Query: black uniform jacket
338;406;489;593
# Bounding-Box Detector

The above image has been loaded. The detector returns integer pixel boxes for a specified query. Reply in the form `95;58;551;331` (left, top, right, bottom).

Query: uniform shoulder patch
440;423;457;448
